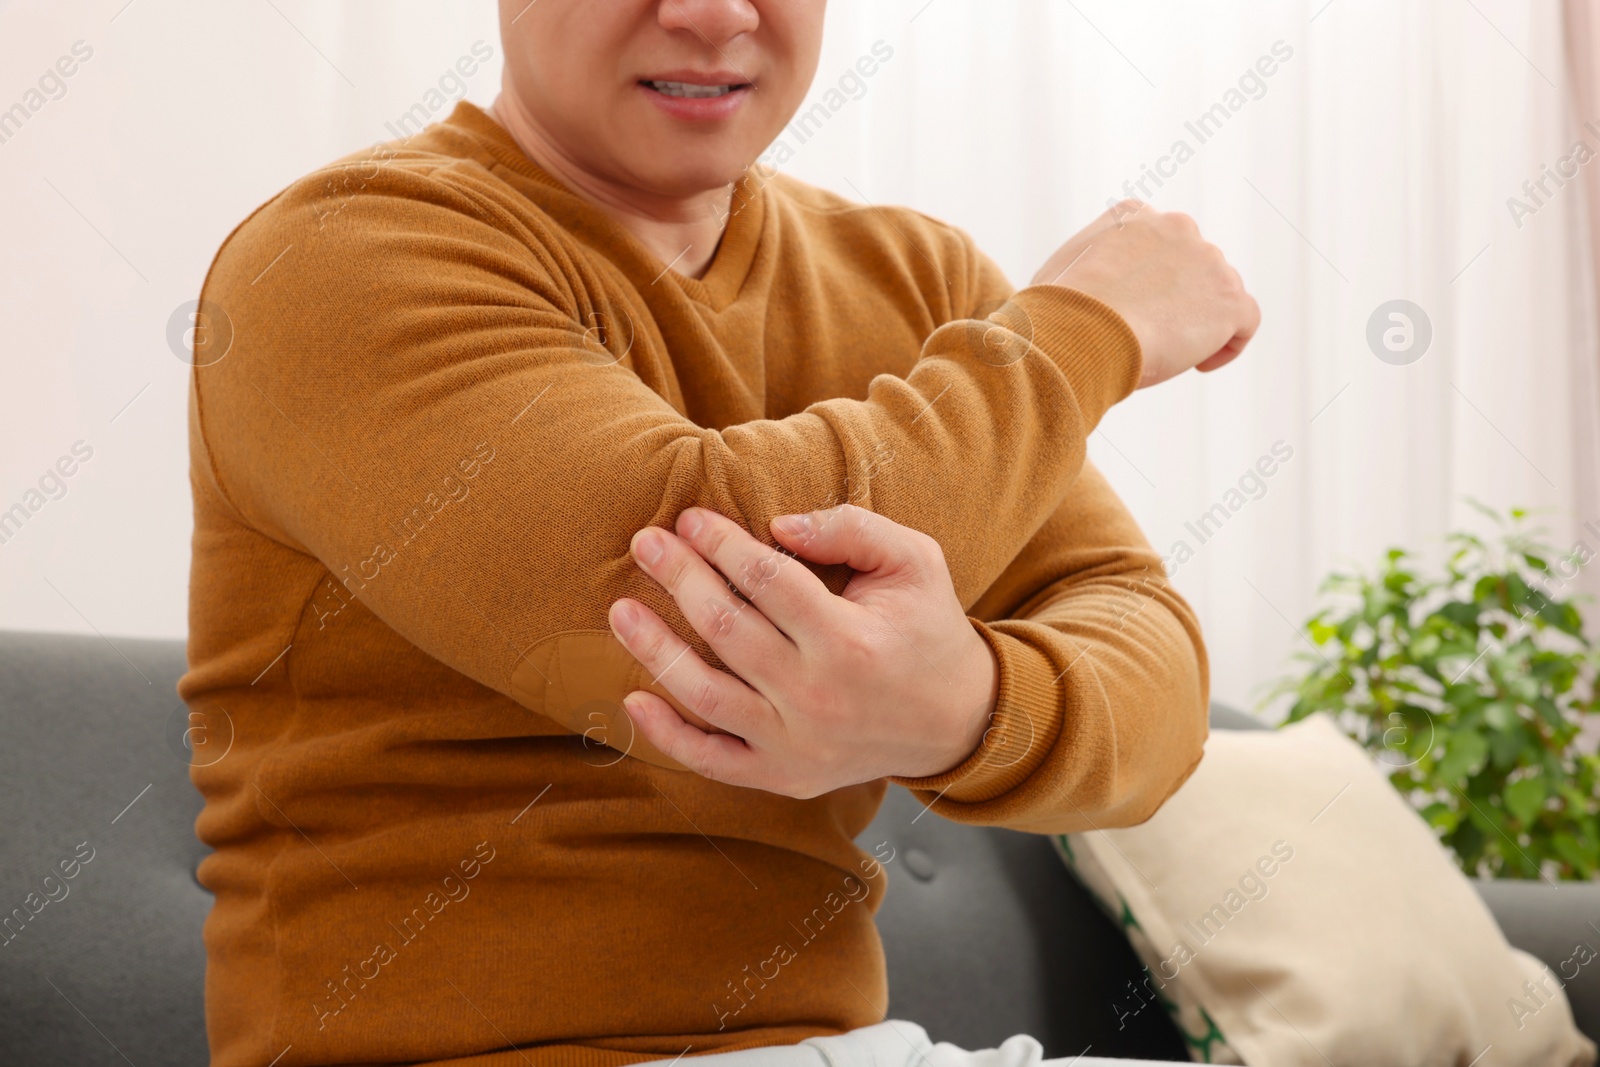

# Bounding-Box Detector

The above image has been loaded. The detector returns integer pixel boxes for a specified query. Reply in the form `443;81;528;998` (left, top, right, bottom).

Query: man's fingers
1196;349;1240;373
1196;291;1259;372
628;524;795;685
622;690;760;786
1229;290;1261;353
770;503;934;577
672;507;836;639
607;597;772;739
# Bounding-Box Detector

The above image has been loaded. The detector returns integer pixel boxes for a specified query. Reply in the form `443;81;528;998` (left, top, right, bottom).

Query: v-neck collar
447;101;765;312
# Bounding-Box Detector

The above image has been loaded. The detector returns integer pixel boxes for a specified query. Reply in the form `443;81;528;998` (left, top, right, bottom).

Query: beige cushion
1056;714;1598;1066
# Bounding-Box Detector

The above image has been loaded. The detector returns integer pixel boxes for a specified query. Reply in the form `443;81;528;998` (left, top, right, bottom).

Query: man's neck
488;93;733;280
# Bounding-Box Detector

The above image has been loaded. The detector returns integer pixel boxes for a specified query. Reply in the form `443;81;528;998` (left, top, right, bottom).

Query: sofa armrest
1209;701;1270;732
1473;879;1600;1040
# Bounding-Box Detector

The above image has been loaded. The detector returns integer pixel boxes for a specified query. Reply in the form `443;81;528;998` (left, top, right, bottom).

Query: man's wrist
888;623;1063;805
919;618;1001;779
1001;286;1143;434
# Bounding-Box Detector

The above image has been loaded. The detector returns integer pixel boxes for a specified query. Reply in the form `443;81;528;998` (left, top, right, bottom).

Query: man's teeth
646;80;739;98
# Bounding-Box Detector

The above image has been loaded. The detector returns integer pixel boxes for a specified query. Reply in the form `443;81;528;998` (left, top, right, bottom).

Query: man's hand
1030;198;1260;389
606;505;999;799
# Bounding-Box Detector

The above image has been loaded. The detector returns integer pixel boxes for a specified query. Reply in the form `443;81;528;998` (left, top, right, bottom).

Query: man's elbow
1121;670;1209;828
1130;581;1211;821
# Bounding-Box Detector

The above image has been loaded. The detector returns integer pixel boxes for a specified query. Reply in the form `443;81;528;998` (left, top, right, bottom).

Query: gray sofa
2;628;1597;1065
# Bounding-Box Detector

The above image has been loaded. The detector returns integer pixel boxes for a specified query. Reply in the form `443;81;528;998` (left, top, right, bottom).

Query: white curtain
789;0;1599;713
1;1;1593;716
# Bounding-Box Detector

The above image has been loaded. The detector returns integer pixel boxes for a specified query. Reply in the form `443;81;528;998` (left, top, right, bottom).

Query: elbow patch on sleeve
509;629;713;773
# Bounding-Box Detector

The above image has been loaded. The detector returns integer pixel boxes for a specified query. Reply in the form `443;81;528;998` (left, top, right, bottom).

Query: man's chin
625;155;763;201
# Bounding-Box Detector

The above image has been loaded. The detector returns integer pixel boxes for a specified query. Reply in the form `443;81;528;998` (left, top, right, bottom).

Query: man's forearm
887;463;1209;831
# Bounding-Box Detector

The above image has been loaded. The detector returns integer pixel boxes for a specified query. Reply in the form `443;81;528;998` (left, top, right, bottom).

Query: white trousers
639;1020;1175;1067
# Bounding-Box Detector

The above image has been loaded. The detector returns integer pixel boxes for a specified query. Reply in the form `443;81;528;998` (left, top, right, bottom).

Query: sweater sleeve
189;160;1142;768
886;461;1210;833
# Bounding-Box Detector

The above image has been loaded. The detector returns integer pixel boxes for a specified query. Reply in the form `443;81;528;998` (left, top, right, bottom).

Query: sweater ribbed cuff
887;621;1063;806
998;286;1143;432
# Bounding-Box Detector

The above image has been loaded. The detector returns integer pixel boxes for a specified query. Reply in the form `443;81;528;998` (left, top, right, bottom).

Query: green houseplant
1270;504;1600;880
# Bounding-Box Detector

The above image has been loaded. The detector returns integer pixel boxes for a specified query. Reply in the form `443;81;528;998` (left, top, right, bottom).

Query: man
180;1;1258;1065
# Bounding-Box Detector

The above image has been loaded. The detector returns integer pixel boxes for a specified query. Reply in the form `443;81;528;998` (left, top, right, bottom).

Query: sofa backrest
0;630;210;1066
0;629;1200;1064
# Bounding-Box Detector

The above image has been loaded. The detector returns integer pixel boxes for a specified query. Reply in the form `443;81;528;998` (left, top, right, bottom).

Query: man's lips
638;71;753;121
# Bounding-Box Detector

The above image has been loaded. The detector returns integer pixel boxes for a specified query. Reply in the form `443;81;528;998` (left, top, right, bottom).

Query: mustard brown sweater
180;100;1208;1067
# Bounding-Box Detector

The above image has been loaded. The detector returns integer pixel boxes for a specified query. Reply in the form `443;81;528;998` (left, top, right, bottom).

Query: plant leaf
1503;776;1547;826
1436;731;1489;784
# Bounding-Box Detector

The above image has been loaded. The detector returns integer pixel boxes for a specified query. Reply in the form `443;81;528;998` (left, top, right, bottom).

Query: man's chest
600;267;937;429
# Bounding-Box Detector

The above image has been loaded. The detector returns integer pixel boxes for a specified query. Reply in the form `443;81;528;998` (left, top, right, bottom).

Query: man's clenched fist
1030;199;1260;389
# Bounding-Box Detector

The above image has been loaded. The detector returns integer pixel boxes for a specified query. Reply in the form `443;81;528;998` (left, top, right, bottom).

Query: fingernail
678;508;704;538
773;513;809;537
633;528;664;567
611;600;638;637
